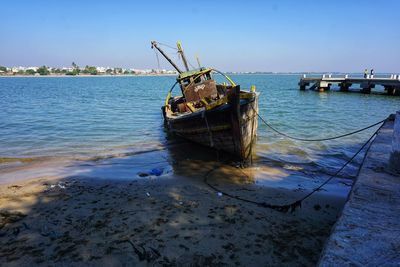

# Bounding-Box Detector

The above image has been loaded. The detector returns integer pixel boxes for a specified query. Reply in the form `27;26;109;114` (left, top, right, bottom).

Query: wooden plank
183;79;218;102
228;85;243;159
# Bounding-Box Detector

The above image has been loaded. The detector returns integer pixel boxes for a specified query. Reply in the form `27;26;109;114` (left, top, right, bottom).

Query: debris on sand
137;167;172;178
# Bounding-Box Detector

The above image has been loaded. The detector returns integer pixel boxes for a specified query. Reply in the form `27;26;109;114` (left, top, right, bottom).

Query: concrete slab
318;119;400;266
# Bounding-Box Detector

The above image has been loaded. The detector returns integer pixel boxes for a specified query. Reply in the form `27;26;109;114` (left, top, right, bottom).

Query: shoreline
0;147;347;265
0;142;352;198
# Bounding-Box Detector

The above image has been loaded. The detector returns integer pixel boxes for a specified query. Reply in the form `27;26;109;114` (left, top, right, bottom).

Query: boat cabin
174;68;232;113
178;68;217;102
151;41;238;114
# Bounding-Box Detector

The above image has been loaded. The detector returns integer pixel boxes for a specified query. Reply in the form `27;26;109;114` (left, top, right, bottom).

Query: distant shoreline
0;74;178;78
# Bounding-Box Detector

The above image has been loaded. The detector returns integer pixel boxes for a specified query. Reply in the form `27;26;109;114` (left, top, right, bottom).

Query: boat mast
196;53;201;68
177;41;190;72
151;41;183;74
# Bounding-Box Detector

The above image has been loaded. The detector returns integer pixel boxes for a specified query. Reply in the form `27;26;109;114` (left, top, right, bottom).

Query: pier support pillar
389;111;400;173
318;81;330;92
339;83;351;92
361;87;371;94
299;82;308;90
386;86;394;96
385;86;400;96
395;87;400;96
361;83;374;94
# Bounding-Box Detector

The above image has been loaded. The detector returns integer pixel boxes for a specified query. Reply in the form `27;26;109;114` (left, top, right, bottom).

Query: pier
318;111;400;266
299;74;400;95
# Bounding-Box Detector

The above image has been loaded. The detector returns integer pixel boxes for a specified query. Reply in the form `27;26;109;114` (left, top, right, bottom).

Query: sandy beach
0;143;348;266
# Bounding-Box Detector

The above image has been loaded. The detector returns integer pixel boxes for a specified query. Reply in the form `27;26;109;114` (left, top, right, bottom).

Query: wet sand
0;144;348;266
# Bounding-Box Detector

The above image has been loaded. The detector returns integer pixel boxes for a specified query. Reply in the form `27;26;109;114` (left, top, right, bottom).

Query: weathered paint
164;87;258;161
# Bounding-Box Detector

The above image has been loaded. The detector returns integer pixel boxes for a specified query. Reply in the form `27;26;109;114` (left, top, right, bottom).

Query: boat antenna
177;41;190;71
196;53;201;68
151;41;183;73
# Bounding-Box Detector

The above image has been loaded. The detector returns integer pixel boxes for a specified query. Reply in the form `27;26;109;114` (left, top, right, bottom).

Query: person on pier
364;69;368;78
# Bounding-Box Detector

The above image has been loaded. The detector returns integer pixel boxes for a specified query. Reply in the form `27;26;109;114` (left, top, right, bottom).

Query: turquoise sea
0;75;398;184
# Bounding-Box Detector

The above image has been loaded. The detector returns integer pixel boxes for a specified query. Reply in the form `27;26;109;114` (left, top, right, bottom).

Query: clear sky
1;0;399;72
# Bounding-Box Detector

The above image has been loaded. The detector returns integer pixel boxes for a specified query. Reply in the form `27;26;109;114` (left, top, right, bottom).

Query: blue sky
1;0;399;72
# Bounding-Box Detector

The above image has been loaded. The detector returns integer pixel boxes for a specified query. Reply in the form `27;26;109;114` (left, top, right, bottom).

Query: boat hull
163;86;258;161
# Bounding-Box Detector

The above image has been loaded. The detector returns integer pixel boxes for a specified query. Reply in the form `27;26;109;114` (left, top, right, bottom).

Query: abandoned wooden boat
151;41;259;161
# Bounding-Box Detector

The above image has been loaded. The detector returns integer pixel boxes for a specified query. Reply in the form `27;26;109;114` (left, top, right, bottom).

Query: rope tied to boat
254;106;387;142
202;110;214;148
204;116;387;213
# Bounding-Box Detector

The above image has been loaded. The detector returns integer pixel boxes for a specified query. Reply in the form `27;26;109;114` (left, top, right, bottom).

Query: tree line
0;63;134;76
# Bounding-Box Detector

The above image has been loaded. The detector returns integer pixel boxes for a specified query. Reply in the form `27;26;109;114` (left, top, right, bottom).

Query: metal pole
151;41;182;73
177;41;190;72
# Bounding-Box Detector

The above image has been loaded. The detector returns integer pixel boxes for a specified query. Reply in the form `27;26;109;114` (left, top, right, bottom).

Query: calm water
0;75;398;179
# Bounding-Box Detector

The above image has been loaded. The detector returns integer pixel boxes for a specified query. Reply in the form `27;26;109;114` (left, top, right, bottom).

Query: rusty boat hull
162;86;259;161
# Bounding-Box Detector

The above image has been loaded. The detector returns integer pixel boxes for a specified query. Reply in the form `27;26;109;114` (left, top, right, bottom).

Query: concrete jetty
318;112;400;266
299;74;400;95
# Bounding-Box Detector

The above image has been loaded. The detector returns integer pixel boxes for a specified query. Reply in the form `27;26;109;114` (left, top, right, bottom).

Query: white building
96;67;107;73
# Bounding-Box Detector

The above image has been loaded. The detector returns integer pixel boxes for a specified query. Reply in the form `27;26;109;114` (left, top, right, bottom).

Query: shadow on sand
0;140;354;266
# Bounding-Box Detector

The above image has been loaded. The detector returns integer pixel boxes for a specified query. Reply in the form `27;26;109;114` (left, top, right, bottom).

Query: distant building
2;66;177;76
130;68;153;74
96;67;107;74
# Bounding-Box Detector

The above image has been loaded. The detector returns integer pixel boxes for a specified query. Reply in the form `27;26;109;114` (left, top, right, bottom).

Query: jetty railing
299;74;400;95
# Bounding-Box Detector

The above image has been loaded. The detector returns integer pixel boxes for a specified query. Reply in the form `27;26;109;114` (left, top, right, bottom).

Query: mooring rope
156;42;178;51
257;112;386;142
203;119;386;213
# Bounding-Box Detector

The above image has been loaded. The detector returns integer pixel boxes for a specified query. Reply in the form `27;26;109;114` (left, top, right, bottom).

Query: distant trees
0;65;165;76
67;62;80;75
53;68;61;74
66;62;80;75
37;66;50;75
25;69;36;75
113;68;123;74
82;65;97;75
